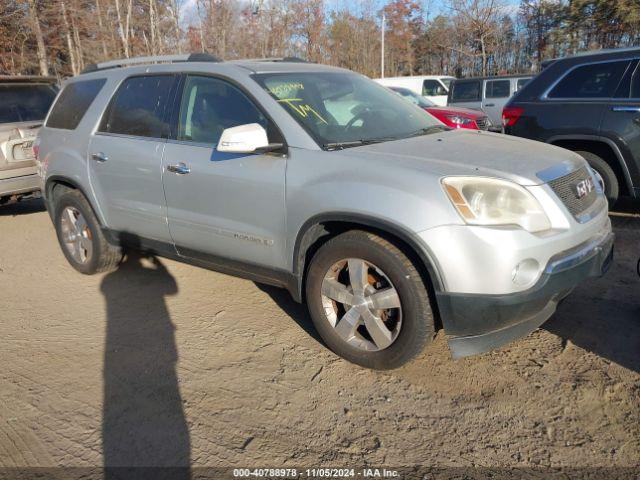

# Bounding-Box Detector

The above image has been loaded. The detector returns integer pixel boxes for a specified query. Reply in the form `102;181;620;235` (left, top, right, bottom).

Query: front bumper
437;230;614;358
0;173;40;197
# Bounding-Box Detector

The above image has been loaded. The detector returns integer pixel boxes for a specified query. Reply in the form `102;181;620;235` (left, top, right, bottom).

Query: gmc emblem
574;177;595;199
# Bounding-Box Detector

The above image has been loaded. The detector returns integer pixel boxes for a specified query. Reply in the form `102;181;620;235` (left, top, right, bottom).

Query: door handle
91;152;108;163
485;103;495;107
167;162;191;175
611;106;640;112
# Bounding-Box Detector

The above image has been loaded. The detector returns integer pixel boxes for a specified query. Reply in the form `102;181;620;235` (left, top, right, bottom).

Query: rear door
541;59;632;143
448;79;482;110
88;74;177;243
483;79;511;125
161;74;287;268
600;59;640;193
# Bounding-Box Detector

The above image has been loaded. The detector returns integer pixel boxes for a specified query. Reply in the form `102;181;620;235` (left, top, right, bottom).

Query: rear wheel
53;189;122;274
305;230;435;369
575;150;619;206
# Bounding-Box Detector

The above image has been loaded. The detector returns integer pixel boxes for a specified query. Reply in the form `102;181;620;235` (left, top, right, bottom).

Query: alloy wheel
320;258;402;351
60;206;93;264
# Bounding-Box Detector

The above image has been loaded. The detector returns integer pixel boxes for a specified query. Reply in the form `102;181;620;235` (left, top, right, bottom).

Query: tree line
1;0;639;80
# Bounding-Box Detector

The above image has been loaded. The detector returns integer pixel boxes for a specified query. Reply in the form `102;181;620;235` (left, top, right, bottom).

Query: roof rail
81;53;221;74
241;56;309;63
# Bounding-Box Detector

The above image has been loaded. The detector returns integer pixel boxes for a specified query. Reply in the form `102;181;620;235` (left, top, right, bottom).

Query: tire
53;189;122;274
575;150;619;206
305;230;435;370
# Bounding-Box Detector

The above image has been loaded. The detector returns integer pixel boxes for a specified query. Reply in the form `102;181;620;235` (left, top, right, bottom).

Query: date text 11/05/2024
233;468;401;478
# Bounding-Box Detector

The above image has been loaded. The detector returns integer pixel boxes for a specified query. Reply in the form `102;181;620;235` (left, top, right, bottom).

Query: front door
88;74;178;243
161;75;287;269
601;59;640;194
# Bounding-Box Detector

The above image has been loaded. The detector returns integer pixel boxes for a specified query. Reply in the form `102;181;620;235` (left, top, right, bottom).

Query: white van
374;75;455;106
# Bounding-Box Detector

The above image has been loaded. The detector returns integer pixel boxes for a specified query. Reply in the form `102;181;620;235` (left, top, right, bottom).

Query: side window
450;81;481;102
422;80;447;96
46;79;105;130
99;75;175;138
485;80;511;99
177;75;269;145
548;61;630;99
631;65;640;99
516;78;531;91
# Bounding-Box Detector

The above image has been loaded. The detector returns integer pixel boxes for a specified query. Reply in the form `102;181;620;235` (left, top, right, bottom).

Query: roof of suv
80;53;347;76
541;47;640;69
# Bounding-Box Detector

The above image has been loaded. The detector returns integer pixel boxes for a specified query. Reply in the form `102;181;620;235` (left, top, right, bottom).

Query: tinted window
548;61;630;98
629;64;640;99
485;80;511;98
100;75;175;138
0;83;58;124
450;81;481;102
177;76;269;145
516;78;531;91
422;80;447;96
46;79;105;130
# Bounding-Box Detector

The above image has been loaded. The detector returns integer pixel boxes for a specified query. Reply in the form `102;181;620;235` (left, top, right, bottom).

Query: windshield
0;83;58;124
390;87;435;108
253;72;442;149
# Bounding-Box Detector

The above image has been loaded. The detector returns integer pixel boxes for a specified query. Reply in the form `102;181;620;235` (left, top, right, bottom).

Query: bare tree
26;0;48;75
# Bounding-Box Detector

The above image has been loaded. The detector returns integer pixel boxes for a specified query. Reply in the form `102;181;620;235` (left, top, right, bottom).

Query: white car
374;75;455;106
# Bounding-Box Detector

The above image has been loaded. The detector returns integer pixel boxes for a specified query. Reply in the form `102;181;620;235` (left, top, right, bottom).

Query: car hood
347;129;585;186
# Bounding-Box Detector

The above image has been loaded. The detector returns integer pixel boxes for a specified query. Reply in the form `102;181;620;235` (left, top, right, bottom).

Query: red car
389;86;491;131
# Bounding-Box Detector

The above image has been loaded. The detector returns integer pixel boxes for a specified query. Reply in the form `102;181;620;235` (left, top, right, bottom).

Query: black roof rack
81;52;221;74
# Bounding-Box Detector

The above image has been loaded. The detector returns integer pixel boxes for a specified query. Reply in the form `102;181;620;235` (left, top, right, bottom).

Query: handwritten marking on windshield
277;98;328;124
269;83;304;98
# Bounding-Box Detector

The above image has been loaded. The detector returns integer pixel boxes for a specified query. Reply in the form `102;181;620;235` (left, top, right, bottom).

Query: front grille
475;116;490;130
548;167;598;218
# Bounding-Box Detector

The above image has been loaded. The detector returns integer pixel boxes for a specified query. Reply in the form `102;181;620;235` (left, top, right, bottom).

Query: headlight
442;177;551;232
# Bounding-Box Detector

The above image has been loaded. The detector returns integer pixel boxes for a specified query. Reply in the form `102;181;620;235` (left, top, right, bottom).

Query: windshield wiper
322;138;391;150
404;125;449;138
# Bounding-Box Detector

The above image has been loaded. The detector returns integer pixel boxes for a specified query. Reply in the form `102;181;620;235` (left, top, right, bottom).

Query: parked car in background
375;75;455;106
504;47;640;206
389;86;491;130
0;76;58;205
39;54;612;369
448;75;533;128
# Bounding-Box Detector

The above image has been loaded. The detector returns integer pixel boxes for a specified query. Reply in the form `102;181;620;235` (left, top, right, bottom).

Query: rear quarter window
46;79;106;130
547;60;630;99
450;81;481;102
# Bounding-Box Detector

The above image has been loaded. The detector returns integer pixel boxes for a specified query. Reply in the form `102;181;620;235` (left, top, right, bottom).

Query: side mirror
217;123;283;154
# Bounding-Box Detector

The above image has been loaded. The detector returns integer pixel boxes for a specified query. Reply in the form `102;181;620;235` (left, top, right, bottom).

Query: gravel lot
0;199;638;476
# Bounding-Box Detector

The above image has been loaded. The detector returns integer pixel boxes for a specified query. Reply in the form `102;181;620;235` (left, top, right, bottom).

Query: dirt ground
0;199;638;476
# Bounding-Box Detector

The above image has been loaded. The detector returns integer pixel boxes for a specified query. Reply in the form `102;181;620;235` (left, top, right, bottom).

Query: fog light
512;259;540;286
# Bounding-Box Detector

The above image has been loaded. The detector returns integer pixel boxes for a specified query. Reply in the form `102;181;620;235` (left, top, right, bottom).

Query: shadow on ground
0;197;46;216
254;283;324;345
101;251;190;479
544;216;640;373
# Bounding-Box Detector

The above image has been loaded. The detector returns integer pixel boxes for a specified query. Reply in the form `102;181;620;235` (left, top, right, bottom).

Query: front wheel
305;230;435;369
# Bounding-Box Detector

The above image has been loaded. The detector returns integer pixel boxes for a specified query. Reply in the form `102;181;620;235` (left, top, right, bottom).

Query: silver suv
38;54;613;369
